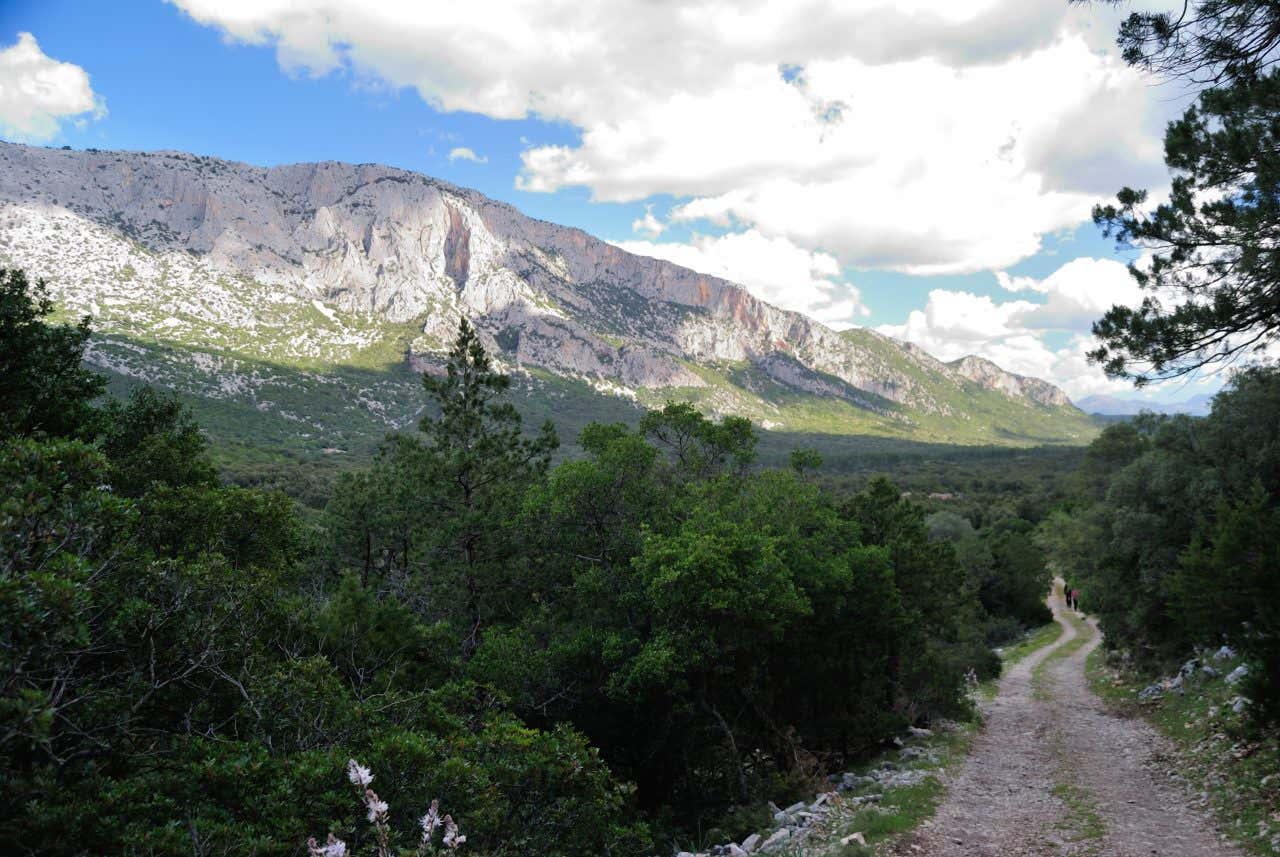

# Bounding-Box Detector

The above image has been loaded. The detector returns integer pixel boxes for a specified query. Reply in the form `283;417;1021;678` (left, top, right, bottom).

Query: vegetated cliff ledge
0;140;1096;446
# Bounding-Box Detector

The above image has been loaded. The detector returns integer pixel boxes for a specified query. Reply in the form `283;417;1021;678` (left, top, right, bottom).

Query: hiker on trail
1070;588;1080;612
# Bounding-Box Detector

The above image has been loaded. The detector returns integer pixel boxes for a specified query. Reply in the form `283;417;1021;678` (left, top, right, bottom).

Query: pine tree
1086;1;1280;383
416;318;558;657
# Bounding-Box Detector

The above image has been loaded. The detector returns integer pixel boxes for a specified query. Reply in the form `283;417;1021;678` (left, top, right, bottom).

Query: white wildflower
420;798;442;842
311;760;463;857
365;788;389;823
347;758;374;787
442;815;466;849
308;833;348;857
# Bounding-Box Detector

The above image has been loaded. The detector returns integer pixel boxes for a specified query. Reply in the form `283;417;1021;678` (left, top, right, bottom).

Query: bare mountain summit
0;141;1094;449
947;355;1071;408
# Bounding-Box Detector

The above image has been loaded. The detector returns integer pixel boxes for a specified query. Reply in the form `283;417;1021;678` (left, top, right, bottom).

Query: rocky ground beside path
901;593;1244;857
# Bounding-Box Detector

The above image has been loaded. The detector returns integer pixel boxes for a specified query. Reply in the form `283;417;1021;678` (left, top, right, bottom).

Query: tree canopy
1040;366;1280;724
1087;0;1280;384
0;268;104;438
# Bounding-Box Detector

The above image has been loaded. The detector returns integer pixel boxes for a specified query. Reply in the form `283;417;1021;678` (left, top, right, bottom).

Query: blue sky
0;0;1221;402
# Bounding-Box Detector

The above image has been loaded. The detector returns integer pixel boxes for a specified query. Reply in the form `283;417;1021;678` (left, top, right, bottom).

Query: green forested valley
0;267;1062;854
6;260;1275;855
10;0;1280;853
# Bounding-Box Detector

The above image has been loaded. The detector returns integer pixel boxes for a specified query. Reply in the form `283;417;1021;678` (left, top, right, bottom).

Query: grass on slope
90;317;1097;464
90;329;1099;507
837;328;1098;445
677;351;1098;446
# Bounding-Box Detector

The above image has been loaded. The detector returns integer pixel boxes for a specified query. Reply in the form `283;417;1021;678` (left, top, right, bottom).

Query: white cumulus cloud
616;229;868;329
1005;256;1145;331
447;146;486;163
0;33;105;143
167;0;1175;274
631;206;665;238
878;257;1146;398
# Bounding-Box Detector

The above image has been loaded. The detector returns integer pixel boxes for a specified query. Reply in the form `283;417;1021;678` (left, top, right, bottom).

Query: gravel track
901;592;1242;857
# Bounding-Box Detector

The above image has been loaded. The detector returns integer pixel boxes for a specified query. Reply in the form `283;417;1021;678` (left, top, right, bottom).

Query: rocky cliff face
947;355;1072;408
0;141;1087;442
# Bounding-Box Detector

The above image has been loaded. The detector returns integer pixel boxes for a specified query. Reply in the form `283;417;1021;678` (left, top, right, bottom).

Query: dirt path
902;591;1242;857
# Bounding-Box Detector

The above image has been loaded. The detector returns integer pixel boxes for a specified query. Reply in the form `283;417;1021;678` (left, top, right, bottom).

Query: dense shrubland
1043;0;1280;730
925;512;1053;647
1040;367;1280;725
0;267;1052;854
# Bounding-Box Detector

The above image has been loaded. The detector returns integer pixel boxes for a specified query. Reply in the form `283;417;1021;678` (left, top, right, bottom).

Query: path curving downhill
902;588;1242;857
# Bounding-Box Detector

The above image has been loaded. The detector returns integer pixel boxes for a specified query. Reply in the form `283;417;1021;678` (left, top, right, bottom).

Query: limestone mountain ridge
0;141;1094;448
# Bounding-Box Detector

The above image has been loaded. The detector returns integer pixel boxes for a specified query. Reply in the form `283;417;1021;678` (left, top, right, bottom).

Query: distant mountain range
0;141;1098;457
1075;393;1214;417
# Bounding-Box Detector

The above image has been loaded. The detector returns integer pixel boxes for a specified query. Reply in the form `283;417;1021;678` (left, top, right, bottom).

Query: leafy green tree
929;511;1051;645
846;479;967;643
1175;491;1280;722
639;401;756;479
136;482;301;568
0;439;132;767
1;433;649;857
521;422;669;584
0;268;104;439
311;574;455;694
789;446;823;478
475;420;985;832
324;466;385;585
1086;416;1219;659
1042;366;1280;724
983;520;1052;631
724;471;907;757
474;421;675;798
1036;506;1109;591
1078;421;1151;493
0;439;298;825
578;467;922;822
1196;364;1280;497
926;511;994;588
323;434;429;589
846;479;995;696
97;386;218;496
621;508;808;797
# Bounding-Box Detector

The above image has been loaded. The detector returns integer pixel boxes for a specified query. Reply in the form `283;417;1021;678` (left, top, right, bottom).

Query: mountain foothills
0;141;1094;462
